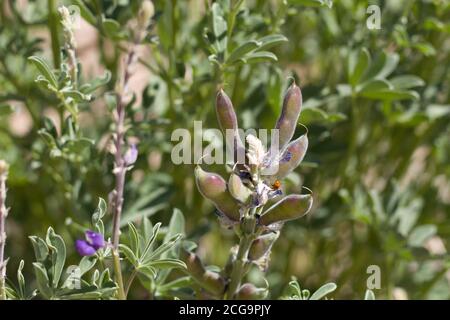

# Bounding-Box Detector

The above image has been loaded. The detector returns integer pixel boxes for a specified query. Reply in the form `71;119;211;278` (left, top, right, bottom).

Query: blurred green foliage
0;0;449;299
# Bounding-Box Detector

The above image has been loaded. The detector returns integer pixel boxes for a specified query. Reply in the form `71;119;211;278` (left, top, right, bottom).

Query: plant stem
112;249;126;300
0;161;9;300
125;268;139;297
225;210;256;299
48;0;61;68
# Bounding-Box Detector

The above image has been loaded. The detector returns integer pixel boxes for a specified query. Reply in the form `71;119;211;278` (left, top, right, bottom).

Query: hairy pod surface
195;166;240;221
260;194;313;226
275;83;302;151
236;283;268;300
248;232;280;261
228;173;252;204
272;134;308;181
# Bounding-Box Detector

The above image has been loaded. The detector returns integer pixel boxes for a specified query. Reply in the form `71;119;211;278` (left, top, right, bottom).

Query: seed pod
274;83;302;150
180;249;226;296
195;166;240;221
216;90;245;164
228;173;252;204
272;134;308;181
260;194;312;226
236;283;268;300
248;232;280;261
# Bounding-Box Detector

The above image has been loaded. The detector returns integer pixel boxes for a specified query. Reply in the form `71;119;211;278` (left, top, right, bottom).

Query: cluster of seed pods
189;82;313;298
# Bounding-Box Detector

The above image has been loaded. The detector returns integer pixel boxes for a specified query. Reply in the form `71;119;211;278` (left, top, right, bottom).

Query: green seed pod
248;232;280;261
273;134;308;181
236;283;268;300
180;250;226;296
228;173;252;204
275;83;302;150
195;166;240;221
260;194;313;226
216;90;245;164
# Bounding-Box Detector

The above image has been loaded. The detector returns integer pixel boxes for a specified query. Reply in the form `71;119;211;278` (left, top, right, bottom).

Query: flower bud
228;173;252;204
260;194;312;226
275;83;302;150
273;134;308;181
216;90;245;164
236;283;268;300
138;0;155;30
248;232;279;261
195;166;240;221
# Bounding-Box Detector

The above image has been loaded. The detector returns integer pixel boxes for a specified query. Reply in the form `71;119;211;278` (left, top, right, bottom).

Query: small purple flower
75;230;105;256
124;144;138;166
75;240;96;256
85;230;105;250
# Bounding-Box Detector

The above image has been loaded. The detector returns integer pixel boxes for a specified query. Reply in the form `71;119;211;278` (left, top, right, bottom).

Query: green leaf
357;79;392;93
359;89;419;101
212;3;227;53
227;40;261;64
32;262;53;299
257;34;288;51
128;222;140;254
72;0;97;26
289;0;333;8
17;260;26;298
146;258;186;270
92;198;107;225
60;89;92;102
390;75;425;90
244;51;278;63
349;48;370;86
102;18;125;39
140;222;161;261
78;256;97;276
375;52;399;79
120;244;139;266
309;282;337;300
408;225;437;247
45;227;66;288
29;236;49;262
79;70;112;94
28;56;58;88
145;234;182;262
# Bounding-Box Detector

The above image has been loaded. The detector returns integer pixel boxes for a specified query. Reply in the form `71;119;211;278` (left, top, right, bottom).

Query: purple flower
75;240;96;256
124;144;138;166
85;230;105;250
75;230;105;256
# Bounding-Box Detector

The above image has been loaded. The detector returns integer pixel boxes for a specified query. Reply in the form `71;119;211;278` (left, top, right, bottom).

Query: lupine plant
0;0;449;300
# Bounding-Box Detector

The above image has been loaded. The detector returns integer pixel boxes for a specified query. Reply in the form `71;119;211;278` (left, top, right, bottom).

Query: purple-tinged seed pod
180;250;226;296
236;283;268;300
260;194;313;226
195;166;240;221
228;173;252;204
216;90;246;164
248;232;280;261
274;83;302;151
270;134;308;182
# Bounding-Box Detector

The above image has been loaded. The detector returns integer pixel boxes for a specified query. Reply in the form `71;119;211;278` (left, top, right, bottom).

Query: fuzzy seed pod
271;134;308;181
236;283;268;300
216;90;245;164
228;173;252;204
195;166;240;221
275;83;302;151
248;232;279;261
180;250;226;296
260;194;313;226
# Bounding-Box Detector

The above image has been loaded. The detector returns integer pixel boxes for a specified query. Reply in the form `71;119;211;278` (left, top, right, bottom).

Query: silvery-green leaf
309;282;337;300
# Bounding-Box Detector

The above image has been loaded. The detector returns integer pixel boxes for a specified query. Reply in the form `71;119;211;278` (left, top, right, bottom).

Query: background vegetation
0;0;449;299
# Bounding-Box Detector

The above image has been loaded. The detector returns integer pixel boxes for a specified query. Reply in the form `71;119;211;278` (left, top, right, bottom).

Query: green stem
48;0;61;68
125;268;139;297
225;210;256;299
112;249;126;300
